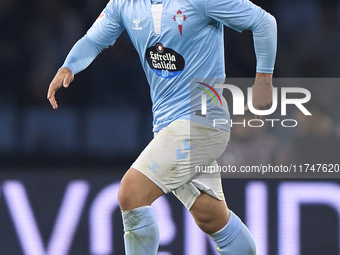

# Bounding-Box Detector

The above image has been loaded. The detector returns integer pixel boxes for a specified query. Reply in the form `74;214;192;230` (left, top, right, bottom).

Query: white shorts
131;119;230;210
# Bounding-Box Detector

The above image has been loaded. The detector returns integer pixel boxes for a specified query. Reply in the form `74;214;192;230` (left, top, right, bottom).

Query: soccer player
47;0;276;254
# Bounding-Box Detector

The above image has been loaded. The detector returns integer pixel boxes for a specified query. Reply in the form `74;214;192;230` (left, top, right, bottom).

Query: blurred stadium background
1;0;340;254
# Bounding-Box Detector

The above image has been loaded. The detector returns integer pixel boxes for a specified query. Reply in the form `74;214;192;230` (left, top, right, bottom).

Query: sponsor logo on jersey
146;43;185;78
173;10;187;36
132;19;143;30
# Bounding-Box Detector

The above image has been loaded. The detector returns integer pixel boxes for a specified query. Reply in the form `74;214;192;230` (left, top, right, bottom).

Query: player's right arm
47;0;125;109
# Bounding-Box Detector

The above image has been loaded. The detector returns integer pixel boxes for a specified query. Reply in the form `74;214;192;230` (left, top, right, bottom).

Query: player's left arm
206;0;277;112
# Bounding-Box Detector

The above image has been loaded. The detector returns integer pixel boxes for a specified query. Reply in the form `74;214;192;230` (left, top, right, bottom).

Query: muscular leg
190;193;256;255
190;193;230;234
118;168;164;255
118;167;164;210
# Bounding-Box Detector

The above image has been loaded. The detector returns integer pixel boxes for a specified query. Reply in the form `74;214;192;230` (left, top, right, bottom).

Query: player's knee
117;186;128;210
117;176;153;210
118;169;140;210
193;209;230;234
191;199;229;234
195;217;218;234
117;184;136;211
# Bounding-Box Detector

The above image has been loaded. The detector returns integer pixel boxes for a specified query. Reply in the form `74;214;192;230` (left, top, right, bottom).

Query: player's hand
47;68;74;109
244;73;273;119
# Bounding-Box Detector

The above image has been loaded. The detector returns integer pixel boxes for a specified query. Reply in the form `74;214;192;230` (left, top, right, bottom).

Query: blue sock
122;206;160;255
210;211;256;255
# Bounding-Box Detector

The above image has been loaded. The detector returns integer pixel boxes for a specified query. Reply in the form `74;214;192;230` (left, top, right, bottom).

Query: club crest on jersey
173;10;187;36
132;19;143;30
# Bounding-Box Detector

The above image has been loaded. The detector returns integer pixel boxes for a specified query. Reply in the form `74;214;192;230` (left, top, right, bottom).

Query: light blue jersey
61;0;277;132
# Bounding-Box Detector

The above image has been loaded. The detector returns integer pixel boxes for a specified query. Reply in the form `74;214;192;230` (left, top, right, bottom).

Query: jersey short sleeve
86;0;125;47
206;0;263;32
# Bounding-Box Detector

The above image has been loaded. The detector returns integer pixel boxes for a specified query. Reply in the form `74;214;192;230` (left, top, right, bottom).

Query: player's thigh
172;128;230;210
131;119;197;194
190;192;230;234
122;119;229;211
118;167;164;210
